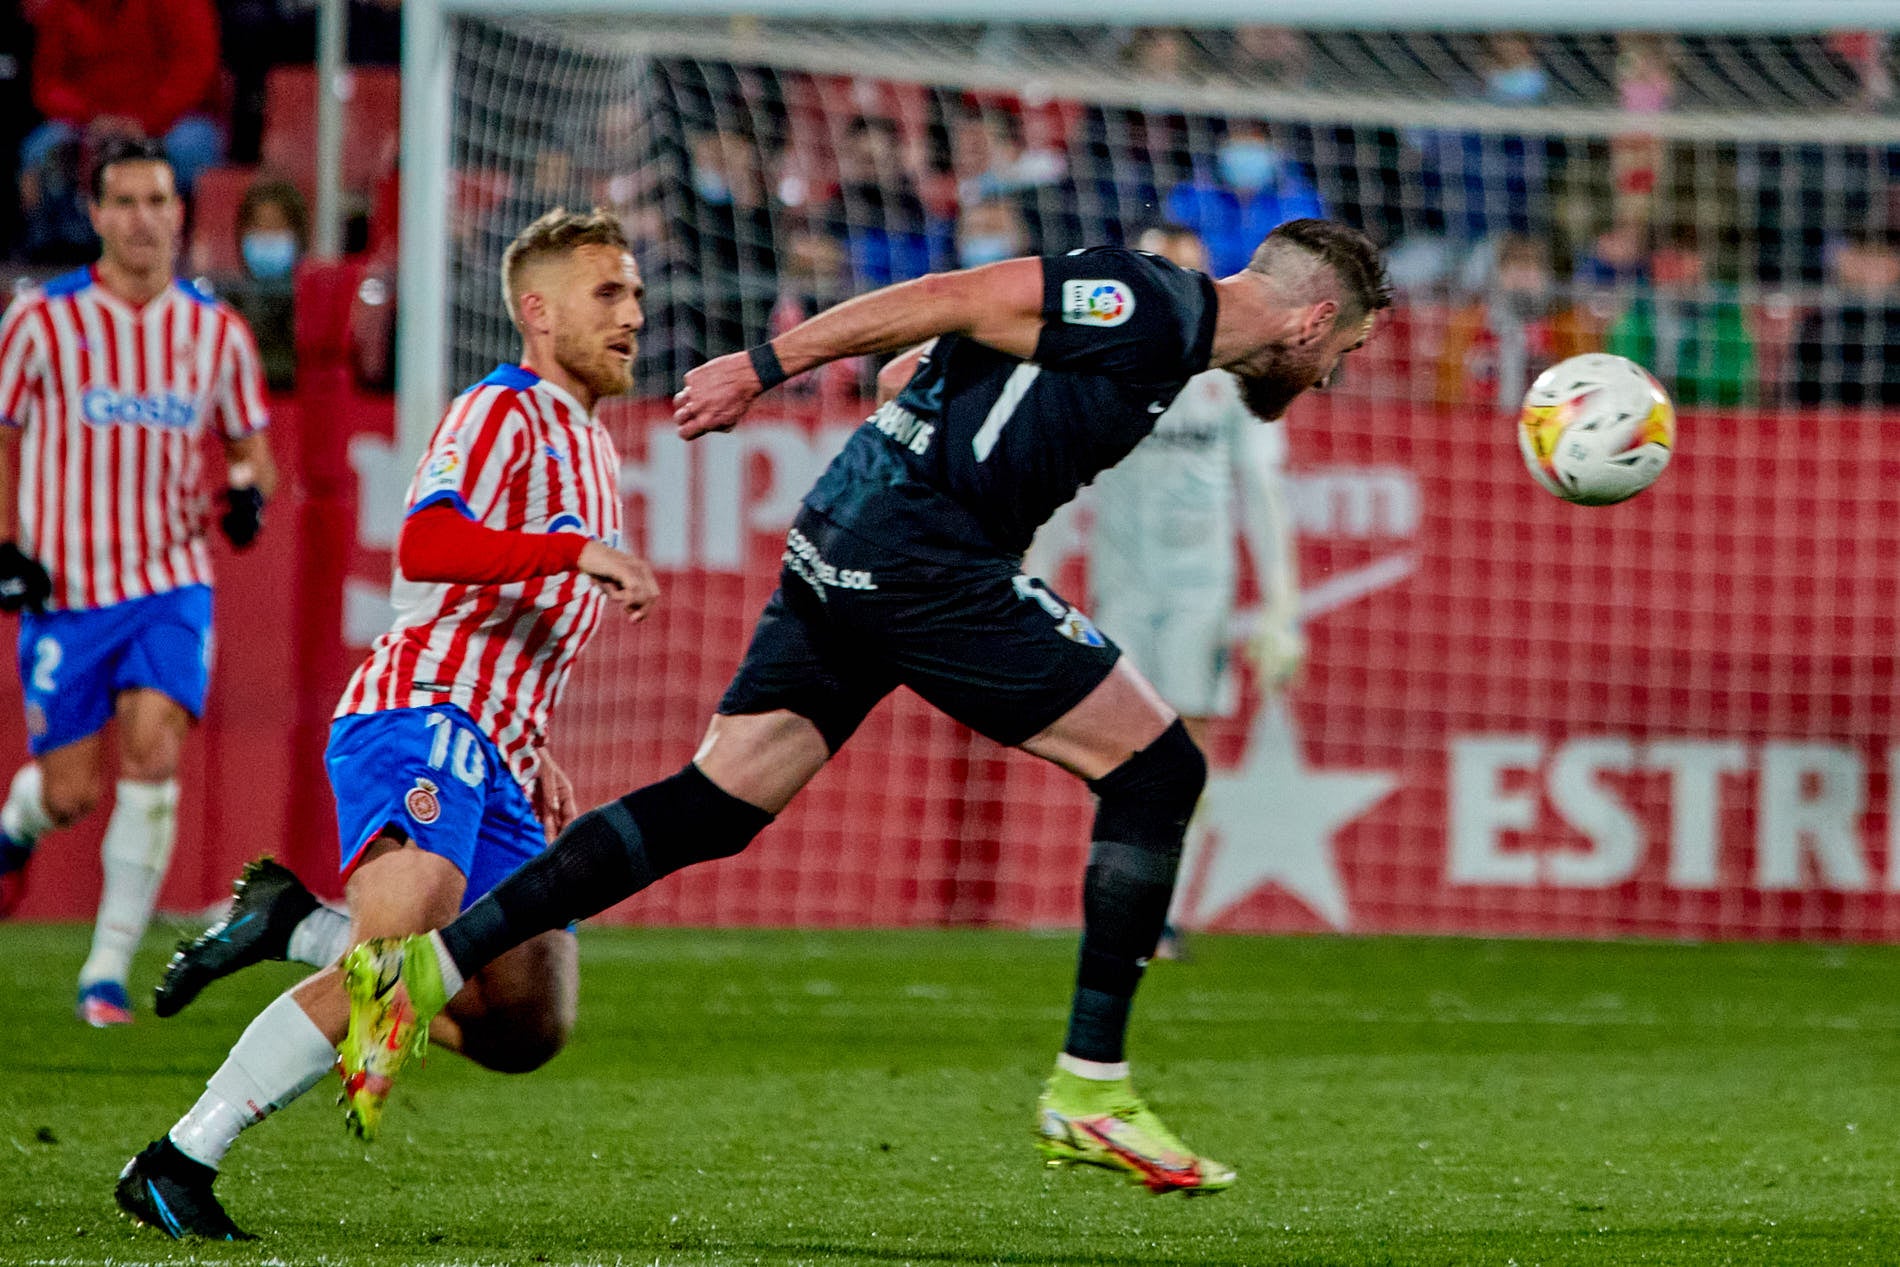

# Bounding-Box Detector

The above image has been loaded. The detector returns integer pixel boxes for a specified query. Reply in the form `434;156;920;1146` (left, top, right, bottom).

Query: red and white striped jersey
337;364;625;791
0;267;269;610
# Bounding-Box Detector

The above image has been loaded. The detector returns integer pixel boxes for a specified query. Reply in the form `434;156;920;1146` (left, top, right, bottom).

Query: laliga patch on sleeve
1061;279;1135;328
418;443;462;497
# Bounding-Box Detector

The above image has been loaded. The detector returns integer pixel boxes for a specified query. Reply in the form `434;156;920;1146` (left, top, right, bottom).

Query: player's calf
447;930;579;1074
1064;719;1204;1065
452;1003;573;1074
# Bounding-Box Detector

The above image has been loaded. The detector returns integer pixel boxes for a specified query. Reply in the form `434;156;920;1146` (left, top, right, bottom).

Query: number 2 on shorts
30;636;60;695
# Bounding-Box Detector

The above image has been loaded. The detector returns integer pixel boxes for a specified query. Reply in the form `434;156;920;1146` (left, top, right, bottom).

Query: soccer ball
1517;353;1675;506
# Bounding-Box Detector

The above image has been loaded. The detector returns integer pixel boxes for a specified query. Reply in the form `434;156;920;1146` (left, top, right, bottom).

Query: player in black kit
341;218;1389;1195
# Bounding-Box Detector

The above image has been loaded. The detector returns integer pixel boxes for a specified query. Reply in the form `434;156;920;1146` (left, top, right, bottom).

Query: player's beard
558;329;635;401
1235;349;1322;422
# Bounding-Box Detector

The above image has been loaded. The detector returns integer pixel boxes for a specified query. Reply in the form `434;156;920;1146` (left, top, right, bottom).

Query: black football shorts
718;509;1122;751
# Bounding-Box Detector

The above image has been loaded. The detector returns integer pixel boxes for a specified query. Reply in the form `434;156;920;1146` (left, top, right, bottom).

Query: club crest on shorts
405;777;442;825
1013;575;1106;647
1058;609;1107;647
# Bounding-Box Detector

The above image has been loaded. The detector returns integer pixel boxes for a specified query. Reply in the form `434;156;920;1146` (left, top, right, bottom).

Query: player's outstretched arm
674;259;1045;439
398;505;658;622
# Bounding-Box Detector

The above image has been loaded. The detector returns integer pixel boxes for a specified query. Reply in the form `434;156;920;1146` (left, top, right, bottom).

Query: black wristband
747;342;789;392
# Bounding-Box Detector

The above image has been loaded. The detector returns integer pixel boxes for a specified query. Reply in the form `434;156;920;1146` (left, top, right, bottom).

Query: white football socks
0;763;53;848
1057;1053;1131;1081
168;993;336;1169
78;779;179;988
427;929;466;998
286;905;352;967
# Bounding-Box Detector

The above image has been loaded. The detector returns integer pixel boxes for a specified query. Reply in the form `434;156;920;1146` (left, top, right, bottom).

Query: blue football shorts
17;583;214;756
324;702;547;911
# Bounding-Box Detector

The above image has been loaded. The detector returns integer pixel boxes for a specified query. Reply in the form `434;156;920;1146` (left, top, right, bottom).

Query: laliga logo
1085;284;1126;321
1060;280;1135;328
81;387;198;429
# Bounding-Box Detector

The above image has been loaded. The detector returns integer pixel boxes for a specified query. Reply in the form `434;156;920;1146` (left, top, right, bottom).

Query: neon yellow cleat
339;935;446;1140
1035;1068;1235;1195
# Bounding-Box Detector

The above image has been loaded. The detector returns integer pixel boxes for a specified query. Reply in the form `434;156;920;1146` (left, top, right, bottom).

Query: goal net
413;9;1900;939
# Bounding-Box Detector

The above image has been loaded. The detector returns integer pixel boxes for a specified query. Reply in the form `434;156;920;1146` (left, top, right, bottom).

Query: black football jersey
801;248;1219;562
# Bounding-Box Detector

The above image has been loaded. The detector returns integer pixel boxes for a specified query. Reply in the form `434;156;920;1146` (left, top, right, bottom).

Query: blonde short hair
501;207;632;328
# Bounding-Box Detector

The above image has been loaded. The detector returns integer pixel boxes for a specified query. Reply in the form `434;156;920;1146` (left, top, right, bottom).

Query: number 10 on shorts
424;712;487;788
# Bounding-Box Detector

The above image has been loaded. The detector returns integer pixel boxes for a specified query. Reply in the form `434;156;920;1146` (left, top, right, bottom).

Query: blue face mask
958;234;1017;267
1486;66;1548;104
241;230;298;281
1217;141;1280;192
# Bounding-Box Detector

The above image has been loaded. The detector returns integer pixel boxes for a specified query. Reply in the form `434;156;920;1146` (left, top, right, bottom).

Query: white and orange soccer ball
1517;353;1676;506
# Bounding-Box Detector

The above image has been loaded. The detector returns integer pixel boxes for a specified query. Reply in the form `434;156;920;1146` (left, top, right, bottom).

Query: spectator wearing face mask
1163;121;1324;277
955;198;1028;268
237;179;306;286
1389;33;1551;288
678;126;779;359
226;178;307;390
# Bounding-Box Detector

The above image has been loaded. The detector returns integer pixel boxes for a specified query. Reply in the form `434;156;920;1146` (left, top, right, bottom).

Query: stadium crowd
3;8;1897;408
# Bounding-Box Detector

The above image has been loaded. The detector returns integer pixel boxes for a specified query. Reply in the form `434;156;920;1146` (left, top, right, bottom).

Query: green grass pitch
3;923;1898;1265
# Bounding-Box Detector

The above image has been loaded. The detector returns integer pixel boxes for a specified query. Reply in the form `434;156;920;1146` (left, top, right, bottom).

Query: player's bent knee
1086;717;1206;857
591;763;775;885
41;773;101;827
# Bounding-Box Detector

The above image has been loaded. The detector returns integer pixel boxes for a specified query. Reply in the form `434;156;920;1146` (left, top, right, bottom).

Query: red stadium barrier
11;289;1900;941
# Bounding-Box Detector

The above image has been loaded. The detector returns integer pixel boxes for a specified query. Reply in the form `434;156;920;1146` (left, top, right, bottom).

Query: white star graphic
1179;699;1398;931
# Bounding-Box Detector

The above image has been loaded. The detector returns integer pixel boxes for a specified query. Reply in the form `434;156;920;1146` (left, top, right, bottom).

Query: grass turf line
2;923;1898;1265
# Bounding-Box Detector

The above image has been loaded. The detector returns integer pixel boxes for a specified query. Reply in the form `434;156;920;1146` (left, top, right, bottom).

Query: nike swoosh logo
214;913;255;942
146;1180;183;1238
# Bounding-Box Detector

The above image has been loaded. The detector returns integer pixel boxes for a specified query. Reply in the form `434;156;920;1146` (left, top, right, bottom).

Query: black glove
220;486;266;550
0;542;51;614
